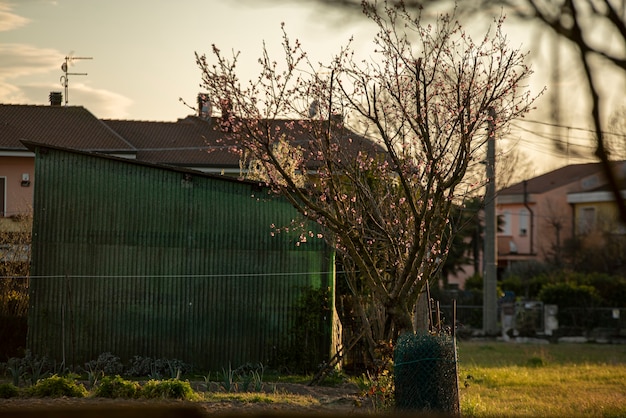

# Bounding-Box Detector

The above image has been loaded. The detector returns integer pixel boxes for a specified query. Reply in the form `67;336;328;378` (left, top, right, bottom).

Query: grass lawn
457;341;626;417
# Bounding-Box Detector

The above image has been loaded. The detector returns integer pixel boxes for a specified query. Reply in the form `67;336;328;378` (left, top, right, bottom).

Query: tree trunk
413;290;430;332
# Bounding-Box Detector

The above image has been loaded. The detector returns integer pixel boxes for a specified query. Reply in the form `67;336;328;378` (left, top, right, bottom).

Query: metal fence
440;304;626;337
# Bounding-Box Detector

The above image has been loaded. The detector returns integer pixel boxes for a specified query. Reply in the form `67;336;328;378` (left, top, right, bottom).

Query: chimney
49;91;63;106
197;93;211;121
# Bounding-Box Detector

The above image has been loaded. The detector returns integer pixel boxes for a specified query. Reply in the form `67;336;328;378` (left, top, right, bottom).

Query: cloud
0;43;61;78
68;82;133;119
0;3;30;32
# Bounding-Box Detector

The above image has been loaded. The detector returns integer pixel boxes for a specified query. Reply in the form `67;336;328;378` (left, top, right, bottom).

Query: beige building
496;161;626;271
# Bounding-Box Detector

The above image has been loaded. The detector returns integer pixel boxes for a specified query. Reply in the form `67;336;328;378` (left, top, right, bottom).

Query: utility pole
483;106;498;335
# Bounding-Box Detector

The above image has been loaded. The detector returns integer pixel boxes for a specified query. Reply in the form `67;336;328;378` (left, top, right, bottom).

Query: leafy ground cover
458;341;626;417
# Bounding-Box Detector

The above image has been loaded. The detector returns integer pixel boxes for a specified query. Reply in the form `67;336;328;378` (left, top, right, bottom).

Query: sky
1;0;624;173
0;0;375;121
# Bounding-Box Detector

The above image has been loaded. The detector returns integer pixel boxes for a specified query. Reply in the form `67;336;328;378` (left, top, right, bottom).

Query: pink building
496;161;626;270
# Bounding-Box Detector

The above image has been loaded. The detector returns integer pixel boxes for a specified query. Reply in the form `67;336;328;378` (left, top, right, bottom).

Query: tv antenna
60;54;93;106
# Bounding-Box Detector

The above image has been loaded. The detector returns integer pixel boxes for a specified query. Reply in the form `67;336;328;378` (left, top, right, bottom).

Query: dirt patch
0;382;373;417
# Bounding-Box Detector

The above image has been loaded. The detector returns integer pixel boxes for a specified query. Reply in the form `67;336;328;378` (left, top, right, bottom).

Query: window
519;208;529;236
502;211;511;235
579;207;596;234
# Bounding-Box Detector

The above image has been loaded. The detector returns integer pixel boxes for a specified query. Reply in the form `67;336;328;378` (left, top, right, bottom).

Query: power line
523;119;626;139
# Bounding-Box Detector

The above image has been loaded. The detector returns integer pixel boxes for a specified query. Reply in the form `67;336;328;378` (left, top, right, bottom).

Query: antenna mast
60;55;93;106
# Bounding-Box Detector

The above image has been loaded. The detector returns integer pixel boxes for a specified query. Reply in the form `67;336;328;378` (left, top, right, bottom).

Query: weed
26;374;88;398
93;375;141;399
526;356;546;367
0;383;20;399
141;378;196;400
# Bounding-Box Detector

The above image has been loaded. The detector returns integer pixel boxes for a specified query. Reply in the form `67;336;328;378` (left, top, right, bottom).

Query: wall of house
0;156;34;218
573;200;622;235
496;171;616;266
27;146;336;371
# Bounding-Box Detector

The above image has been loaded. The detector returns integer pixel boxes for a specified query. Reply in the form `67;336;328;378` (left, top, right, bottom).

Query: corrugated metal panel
28;146;334;371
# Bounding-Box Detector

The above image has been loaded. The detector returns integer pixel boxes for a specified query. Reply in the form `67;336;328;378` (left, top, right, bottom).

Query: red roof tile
0;105;135;153
103;116;387;170
102;116;239;167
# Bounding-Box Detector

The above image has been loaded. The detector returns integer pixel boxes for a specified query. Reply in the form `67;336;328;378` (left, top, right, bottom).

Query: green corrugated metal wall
27;145;335;371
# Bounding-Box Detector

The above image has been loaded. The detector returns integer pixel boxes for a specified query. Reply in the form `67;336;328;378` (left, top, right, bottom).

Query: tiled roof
0;104;135;153
102;116;238;168
498;162;613;195
104;116;387;170
1;104;386;170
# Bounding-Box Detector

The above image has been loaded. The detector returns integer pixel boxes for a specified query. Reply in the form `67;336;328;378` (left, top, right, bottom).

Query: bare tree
486;0;626;223
197;1;537;356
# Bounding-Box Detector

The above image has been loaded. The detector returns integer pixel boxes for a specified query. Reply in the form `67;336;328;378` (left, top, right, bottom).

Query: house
496;161;626;271
567;183;626;236
25;141;338;370
1;100;385;220
0;103;135;221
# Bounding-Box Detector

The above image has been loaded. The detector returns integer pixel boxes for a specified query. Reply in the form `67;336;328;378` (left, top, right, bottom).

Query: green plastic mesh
394;331;459;414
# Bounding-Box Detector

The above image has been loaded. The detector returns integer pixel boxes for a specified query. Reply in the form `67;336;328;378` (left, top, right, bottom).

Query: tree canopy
197;0;538;359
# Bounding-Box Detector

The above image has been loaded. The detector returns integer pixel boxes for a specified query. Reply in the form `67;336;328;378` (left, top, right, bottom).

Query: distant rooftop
498;161;626;195
0;104;134;153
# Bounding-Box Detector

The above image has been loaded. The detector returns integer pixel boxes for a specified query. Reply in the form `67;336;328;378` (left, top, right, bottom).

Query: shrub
577;273;626;307
140;378;196;400
539;282;602;328
125;356;191;378
93;375;140;399
0;383;20;398
84;352;124;376
26;375;88;398
538;282;601;308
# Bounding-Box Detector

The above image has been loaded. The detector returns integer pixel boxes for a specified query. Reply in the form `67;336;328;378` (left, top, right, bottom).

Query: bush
125;356;191;378
84;352;124;376
26;375;88;398
140;378;196;400
576;273;626;307
500;274;553;300
0;383;20;398
539;282;601;308
539;282;601;328
93;375;140;399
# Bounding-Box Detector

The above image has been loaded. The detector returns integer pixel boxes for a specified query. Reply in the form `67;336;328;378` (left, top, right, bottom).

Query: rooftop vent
49;91;63;106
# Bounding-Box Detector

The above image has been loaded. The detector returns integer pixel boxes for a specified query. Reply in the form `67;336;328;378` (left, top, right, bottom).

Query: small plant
6;357;24;386
84;352;124;377
94;375;141;399
252;369;264;392
86;367;104;388
22;350;51;385
0;383;20;399
220;363;237;393
26;374;88;398
125;356;191;378
202;372;212;392
141;378;196;400
526;356;547;367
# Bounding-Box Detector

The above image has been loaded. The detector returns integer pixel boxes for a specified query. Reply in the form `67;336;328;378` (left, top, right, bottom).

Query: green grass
457;341;626;417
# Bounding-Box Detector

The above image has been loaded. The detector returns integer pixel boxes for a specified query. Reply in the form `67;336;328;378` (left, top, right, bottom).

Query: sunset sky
2;0;623;172
1;0;370;121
